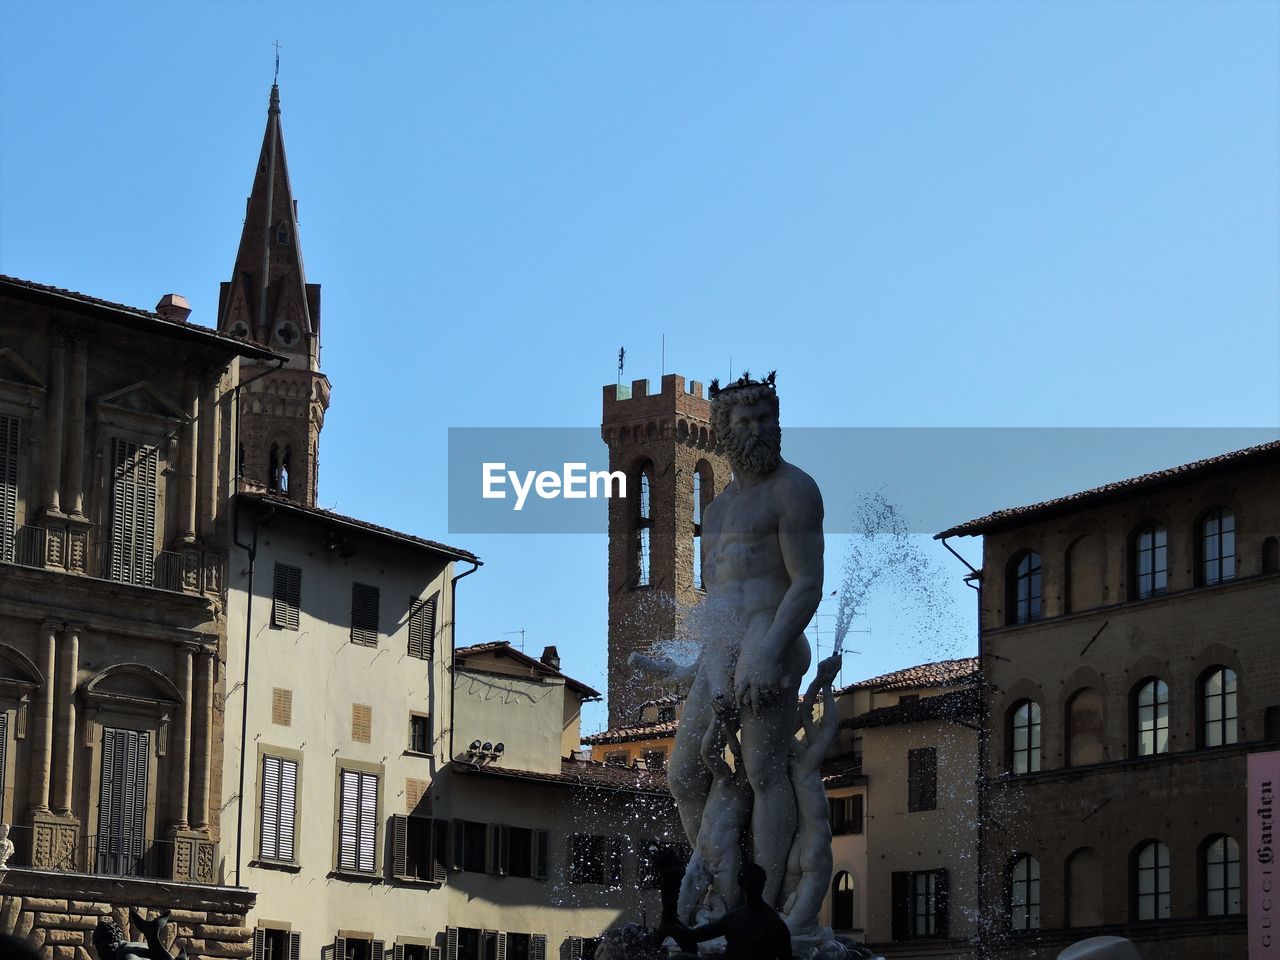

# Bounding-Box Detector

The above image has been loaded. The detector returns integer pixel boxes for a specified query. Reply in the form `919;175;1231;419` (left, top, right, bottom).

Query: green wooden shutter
432;819;449;882
409;594;438;660
272;564;301;630
351;583;380;646
391;814;409;879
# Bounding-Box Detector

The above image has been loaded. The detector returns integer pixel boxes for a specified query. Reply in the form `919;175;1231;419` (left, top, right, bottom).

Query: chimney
540;645;561;671
155;294;192;323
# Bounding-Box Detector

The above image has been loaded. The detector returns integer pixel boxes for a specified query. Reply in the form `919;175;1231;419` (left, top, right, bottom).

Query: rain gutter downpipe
447;559;483;766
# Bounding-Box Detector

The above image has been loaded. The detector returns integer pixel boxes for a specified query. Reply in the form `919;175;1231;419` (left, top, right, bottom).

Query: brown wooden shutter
408;594;437;660
272;563;301;629
352;704;373;744
272;688;293;726
0;414;18;561
533;829;549;881
351;583;380;646
392;814;409;879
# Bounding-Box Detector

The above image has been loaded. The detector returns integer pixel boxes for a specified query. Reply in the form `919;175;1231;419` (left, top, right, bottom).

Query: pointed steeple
218;83;320;369
221;84;330;507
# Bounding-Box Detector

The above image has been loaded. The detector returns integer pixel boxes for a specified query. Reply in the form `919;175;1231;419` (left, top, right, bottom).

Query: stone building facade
938;440;1280;959
0;274;273;959
600;374;730;728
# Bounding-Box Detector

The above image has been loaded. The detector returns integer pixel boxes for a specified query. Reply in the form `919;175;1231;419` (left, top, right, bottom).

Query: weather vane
273;39;282;84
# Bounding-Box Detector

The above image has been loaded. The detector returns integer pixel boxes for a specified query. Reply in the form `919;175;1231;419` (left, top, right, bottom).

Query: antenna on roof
617;347;625;386
661;334;665;378
273;39;282;84
502;628;526;653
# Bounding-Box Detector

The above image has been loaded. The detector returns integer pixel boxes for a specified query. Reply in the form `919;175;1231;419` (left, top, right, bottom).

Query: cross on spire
273;39;282;84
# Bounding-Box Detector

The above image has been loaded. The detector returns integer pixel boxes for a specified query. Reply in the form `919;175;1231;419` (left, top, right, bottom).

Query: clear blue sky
2;1;1277;734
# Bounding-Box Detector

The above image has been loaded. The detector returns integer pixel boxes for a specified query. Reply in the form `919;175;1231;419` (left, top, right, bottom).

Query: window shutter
409;594;437;660
394;946;405;960
935;869;950;938
431;949;442;960
499;824;511;876
278;758;298;862
273;563;302;630
338;769;360;871
483;932;498;960
110;440;158;586
334;938;347;960
358;771;379;872
496;933;507;960
533;829;549;881
289;932;301;960
852;794;864;834
126;730;149;868
351;583;380;646
0;713;7;811
530;937;545;960
261;756;281;860
606;837;625;884
446;929;459;960
432;819;449;882
567;938;583;960
372;940;385;960
923;750;937;810
392;815;408;878
488;824;502;875
253;929;266;960
0;414;18;561
452;820;465;871
891;872;911;942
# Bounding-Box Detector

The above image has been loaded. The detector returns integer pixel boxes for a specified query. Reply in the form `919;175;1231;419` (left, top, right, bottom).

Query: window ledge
251;858;302;873
390;876;443;888
329;869;383;884
403;750;434;759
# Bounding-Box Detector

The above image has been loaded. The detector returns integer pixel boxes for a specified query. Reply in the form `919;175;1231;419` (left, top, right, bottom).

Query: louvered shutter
533;830;548;881
430;949;442;960
488;824;502;875
278;758;298;861
109;440;158;587
253;930;266;960
482;932;497;960
567;938;583;960
358;772;378;872
851;794;864;835
391;815;408;879
495;934;506;960
530;937;545;960
393;946;405;960
432;819;449;882
499;825;510;876
338;770;360;871
935;869;950;938
96;726;120;872
446;929;458;960
333;938;347;960
0;713;7;812
408;595;437;660
372;940;385;960
273;564;301;630
260;756;281;860
288;932;301;960
126;730;149;870
0;415;18;563
351;583;380;646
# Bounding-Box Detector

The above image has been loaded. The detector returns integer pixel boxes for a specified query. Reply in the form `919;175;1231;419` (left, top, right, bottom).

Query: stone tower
217;83;330;506
601;373;732;728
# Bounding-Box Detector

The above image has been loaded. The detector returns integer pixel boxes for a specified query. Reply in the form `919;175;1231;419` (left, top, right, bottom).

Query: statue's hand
735;665;781;717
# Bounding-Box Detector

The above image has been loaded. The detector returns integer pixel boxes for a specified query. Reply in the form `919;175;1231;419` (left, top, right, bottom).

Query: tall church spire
220;84;330;506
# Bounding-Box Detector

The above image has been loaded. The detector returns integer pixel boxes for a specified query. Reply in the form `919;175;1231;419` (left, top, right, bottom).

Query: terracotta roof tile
450;757;671;795
937;440;1280;539
838;657;979;695
582;719;680;746
843;687;983;730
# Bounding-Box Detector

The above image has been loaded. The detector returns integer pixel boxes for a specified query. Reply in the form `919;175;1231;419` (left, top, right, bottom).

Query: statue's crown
708;370;776;402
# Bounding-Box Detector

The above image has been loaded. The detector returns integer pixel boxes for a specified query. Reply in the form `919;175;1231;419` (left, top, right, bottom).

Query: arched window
832;871;856;930
1008;854;1040;931
1202;835;1242;917
633;464;653;586
1198;507;1236;585
1009;700;1041;774
1130;522;1168;600
279;445;292;495
1133;841;1171;921
268;443;280;492
1006;551;1042;625
1263;537;1279;575
1134;679;1170;757
1201;666;1239;748
1066;687;1105;766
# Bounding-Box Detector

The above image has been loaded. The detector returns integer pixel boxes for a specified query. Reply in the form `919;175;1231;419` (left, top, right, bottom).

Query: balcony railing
1;524;201;596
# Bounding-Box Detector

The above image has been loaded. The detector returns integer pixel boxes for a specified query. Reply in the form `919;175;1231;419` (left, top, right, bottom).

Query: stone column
169;644;195;829
63;337;89;518
42;336;66;514
52;624;81;815
179;378;199;543
198;371;221;539
28;621;58;812
189;647;215;829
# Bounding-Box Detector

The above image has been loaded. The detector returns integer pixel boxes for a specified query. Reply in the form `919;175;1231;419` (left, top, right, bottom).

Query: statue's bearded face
715;390;781;476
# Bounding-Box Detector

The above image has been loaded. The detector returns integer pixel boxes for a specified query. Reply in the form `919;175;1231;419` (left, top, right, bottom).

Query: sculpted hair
709;372;780;441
